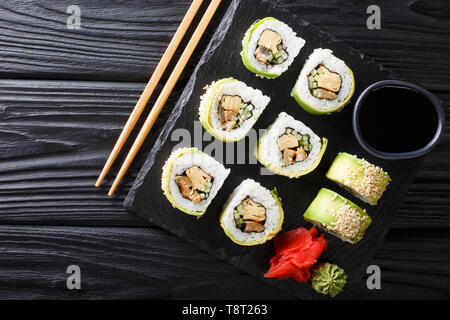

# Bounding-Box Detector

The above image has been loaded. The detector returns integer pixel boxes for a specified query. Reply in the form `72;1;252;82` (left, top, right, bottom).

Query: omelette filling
308;65;342;100
219;95;254;130
175;166;213;203
254;29;288;65
278;128;312;167
234;197;266;233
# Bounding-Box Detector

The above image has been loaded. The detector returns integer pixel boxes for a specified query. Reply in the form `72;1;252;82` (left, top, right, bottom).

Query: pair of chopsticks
96;0;222;196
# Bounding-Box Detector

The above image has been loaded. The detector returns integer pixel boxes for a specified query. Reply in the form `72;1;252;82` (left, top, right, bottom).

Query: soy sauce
359;86;438;153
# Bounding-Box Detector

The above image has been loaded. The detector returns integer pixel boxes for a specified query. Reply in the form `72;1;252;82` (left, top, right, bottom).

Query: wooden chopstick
95;0;205;188
108;0;222;196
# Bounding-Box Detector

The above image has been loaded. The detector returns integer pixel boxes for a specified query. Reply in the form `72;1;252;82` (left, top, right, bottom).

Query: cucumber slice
276;56;284;64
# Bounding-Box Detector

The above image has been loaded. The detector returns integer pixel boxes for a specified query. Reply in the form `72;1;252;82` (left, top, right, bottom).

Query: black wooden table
0;0;448;300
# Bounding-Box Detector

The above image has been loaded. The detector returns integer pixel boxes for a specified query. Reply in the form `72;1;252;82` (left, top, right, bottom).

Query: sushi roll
199;78;270;142
326;152;391;205
241;17;306;79
161;147;230;217
256;112;327;178
220;179;284;246
303;188;372;244
291;48;355;115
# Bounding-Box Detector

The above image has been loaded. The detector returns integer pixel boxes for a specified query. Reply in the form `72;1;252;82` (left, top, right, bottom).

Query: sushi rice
256;112;327;178
161;147;230;217
199;78;270;142
241;17;305;78
292;48;355;114
220;179;284;246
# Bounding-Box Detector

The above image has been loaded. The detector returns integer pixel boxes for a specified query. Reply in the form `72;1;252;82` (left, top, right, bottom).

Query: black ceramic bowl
353;80;445;159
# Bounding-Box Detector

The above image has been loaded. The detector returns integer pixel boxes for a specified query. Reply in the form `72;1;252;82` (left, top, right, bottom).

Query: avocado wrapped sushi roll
220;179;284;246
326;152;391;205
303;188;371;244
199;78;270;142
292;49;355;114
256;112;327;178
241;17;305;79
161;147;230;217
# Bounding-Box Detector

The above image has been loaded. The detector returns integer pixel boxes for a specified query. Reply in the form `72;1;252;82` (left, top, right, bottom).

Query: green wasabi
311;263;347;297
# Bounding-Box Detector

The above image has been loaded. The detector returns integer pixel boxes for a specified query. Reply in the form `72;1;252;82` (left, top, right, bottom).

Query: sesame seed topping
328;204;370;241
345;157;389;201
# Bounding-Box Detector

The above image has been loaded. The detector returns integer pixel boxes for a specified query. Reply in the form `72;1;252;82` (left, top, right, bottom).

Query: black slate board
124;0;422;299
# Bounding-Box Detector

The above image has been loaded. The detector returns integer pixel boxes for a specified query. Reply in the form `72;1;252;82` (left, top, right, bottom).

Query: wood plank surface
0;225;448;299
1;0;449;90
0;0;449;299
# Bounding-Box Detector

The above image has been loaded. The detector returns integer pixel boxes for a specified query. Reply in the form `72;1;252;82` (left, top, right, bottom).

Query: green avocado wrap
303;188;371;244
326;152;391;205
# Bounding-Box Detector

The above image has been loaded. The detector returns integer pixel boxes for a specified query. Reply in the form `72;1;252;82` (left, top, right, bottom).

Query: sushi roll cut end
326;152;391;205
199;78;270;142
241;17;305;78
292;48;355;114
220;179;284;246
303;188;371;244
161;147;230;217
256;112;327;178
